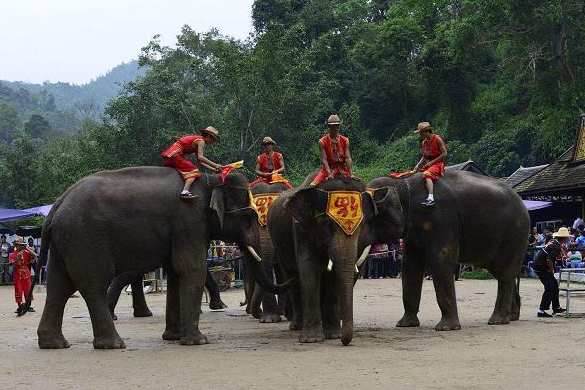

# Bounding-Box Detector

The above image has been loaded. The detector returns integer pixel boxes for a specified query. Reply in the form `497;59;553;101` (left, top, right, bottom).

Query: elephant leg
396;245;425;328
249;283;264;319
321;272;340;340
275;263;293;321
206;269;227;310
428;244;461;331
511;277;521;321
37;257;76;349
487;278;514;325
288;283;303;330
163;268;181;340
297;240;324;343
260;289;282;323
131;275;153;317
173;245;207;346
243;268;255;310
107;274;131;321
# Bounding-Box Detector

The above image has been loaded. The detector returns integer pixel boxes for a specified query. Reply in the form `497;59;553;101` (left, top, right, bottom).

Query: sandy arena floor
1;278;584;390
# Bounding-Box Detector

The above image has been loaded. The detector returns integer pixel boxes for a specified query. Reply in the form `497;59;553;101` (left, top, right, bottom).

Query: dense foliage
1;0;584;208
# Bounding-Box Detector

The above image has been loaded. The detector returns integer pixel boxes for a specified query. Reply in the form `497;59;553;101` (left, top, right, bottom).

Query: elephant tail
17;200;58;316
515;272;521;310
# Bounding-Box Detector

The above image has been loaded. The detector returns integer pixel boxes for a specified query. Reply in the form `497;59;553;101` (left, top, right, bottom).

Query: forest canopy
1;0;584;208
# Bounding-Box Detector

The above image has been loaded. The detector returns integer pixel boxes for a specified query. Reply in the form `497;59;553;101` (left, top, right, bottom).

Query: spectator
567;244;582;263
27;237;37;272
575;230;585;248
572;216;583;230
1;234;12;285
537;227;547;246
528;227;539;247
8;236;36;313
532;227;568;318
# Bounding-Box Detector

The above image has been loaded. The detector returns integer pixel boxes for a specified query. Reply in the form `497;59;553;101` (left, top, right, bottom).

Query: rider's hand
326;172;334;181
216;166;223;173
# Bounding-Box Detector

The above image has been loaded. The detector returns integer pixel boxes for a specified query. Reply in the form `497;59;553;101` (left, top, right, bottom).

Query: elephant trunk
331;235;359;346
242;244;296;295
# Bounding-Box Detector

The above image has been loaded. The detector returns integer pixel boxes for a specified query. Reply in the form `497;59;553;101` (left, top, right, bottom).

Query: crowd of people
359;241;404;279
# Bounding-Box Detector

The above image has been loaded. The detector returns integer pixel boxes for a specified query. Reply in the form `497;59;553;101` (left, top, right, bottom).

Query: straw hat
13;236;26;246
325;114;343;125
553;227;570;238
201;126;220;143
413;121;434;133
262;136;276;145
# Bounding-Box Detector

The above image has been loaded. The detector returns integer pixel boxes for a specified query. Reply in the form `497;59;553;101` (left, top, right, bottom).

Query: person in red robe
413;121;448;207
311;114;353;186
250;137;292;188
161;126;223;200
9;236;36;313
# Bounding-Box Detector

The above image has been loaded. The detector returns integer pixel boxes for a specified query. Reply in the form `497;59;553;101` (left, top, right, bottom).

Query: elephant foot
162;329;182;341
38;333;70;349
209;299;228;310
260;313;282;323
396;314;420;328
133;309;153;318
510;312;520;321
93;334;125;349
251;307;262;320
488;312;511;325
323;326;341;340
435;317;461;331
289;320;302;331
180;332;208;346
299;328;325;343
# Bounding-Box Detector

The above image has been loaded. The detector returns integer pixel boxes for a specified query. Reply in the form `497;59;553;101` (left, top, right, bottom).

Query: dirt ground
1;278;584;390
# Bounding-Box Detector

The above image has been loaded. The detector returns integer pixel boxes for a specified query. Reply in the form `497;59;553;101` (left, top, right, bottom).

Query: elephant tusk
246;245;262;262
355;245;372;268
355;265;359;273
327;259;333;272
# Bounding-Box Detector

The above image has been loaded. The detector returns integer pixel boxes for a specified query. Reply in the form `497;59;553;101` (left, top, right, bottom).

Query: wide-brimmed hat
13;236;26;246
553;227;570;238
325;114;343;125
413;121;434;133
201;126;220;143
553;228;571;238
262;136;276;145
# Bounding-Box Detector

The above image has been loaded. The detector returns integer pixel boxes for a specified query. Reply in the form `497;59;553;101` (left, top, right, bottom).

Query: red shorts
423;162;445;181
250;177;293;189
163;154;201;181
14;277;32;305
310;167;350;186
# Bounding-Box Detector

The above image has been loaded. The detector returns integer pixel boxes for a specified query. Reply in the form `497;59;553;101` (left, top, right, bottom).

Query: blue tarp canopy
23;204;53;217
522;200;553;211
0;208;37;223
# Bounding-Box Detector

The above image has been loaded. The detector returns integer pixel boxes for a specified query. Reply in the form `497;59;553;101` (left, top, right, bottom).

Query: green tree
24;114;52;139
0;101;22;143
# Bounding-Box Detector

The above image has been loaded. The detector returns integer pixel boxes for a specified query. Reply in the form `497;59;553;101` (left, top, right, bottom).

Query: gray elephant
363;171;529;330
268;173;376;345
35;168;291;349
107;268;227;321
247;181;293;323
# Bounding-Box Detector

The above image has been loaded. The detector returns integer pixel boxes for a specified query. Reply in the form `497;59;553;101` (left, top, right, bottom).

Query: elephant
35;168;291;349
107;268;227;321
363;170;529;330
246;181;293;323
268;173;376;345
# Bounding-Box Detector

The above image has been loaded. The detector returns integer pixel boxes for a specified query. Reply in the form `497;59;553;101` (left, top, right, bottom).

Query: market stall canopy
0;208;37;223
23;204;53;217
16;225;42;238
0;223;14;234
523;200;552;211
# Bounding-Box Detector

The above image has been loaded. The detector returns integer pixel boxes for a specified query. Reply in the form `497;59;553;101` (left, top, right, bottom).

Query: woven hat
262;136;276;145
201;126;220;143
553;227;570;238
13;236;26;246
413;122;434;133
325;114;343;125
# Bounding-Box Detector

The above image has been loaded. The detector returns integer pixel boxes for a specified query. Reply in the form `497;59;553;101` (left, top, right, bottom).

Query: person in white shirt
572;217;583;230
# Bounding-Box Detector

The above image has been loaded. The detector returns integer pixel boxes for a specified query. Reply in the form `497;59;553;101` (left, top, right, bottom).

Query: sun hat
413;121;434;133
553;227;570;238
201;126;220;143
262;136;276;145
13;236;26;246
325;114;343;125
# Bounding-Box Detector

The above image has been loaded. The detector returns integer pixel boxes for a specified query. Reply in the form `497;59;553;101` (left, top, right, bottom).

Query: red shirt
162;135;204;158
9;250;34;280
319;134;349;169
422;134;443;160
257;152;283;173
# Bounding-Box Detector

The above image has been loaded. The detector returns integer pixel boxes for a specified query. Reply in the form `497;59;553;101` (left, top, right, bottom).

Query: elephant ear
361;191;378;220
283;187;318;230
210;186;225;228
379;186;402;212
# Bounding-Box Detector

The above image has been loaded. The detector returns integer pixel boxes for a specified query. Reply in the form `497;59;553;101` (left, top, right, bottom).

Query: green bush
461;269;494;280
